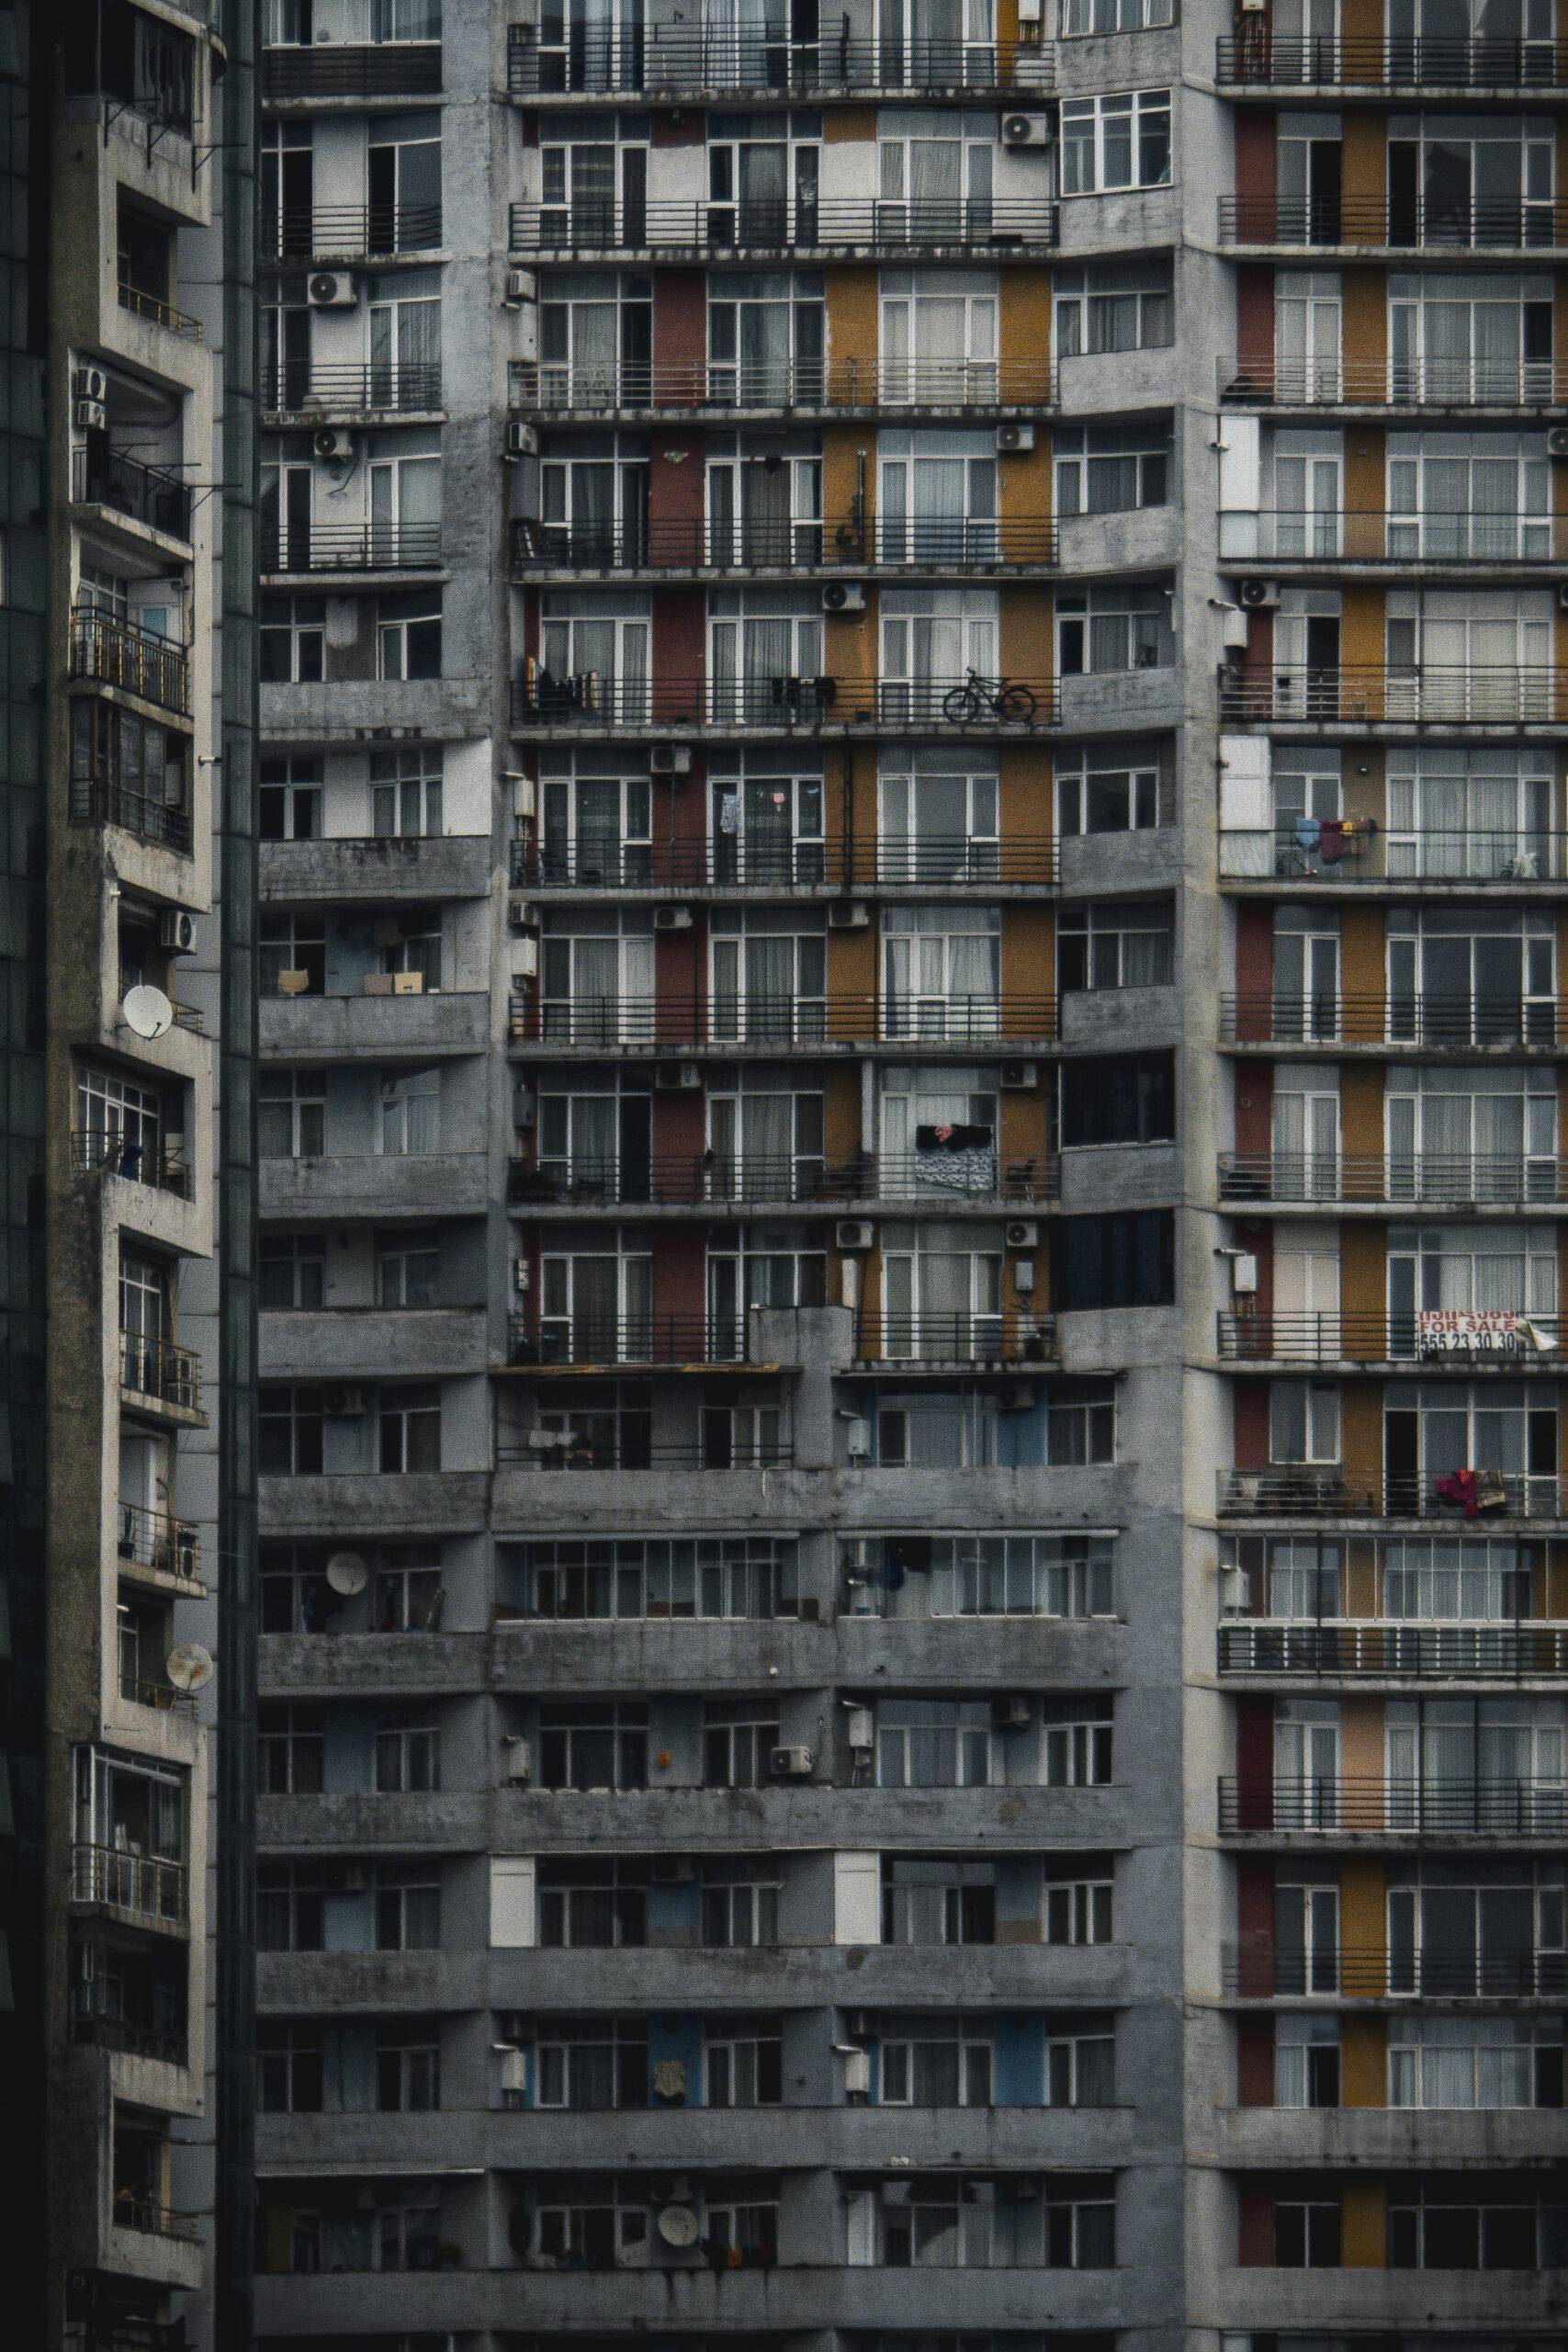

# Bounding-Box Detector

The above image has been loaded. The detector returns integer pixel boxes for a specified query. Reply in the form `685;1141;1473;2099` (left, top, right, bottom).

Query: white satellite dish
656;2204;700;2250
122;985;174;1040
165;1641;214;1692
326;1549;369;1596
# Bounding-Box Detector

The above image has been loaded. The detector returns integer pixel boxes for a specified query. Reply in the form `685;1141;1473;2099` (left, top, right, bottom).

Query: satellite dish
326;1549;369;1596
165;1641;214;1692
122;985;174;1040
656;2204;700;2250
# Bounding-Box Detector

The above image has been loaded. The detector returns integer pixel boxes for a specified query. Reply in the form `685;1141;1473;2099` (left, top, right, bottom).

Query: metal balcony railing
509;1311;771;1367
115;1502;201;1581
1217;1152;1568;1207
1220;665;1567;726
513;835;1057;890
117;282;203;341
1215;32;1568;86
508;1150;1055;1208
508;198;1057;255
512;672;1056;733
1216;1310;1564;1364
510;992;1058;1049
511;515;1056;575
70;776;194;855
114;2199;200;2242
1219;1772;1567;1833
262;361;443;414
1221;510;1568;565
261;41;442;97
1221;1940;1568;1996
1218;1620;1568;1678
73;1128;193;1200
511;356;1057;417
1220;353;1568;410
72;446;193;541
854;1312;1056;1364
73;1841;186;1921
261;204;443;260
1219;194;1568;250
1219;1468;1567;1521
507;23;1052;96
261;522;442;573
1218;991;1562;1047
119;1333;203;1414
69;609;190;717
71;1991;186;2066
1218;824;1566;883
121;1673;198;1717
497;1428;795;1471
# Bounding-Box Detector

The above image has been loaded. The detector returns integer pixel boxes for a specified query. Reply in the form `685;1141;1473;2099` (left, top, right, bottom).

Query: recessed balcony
1218;1467;1567;1523
510;514;1056;581
1218;194;1568;254
1220;664;1568;729
511;356;1056;422
1218;1771;1565;1835
511;671;1057;738
72;1842;186;1926
1218;1619;1568;1679
1215;1308;1565;1367
1219;352;1568;413
1222;1939;1567;1997
71;446;193;544
508;991;1058;1053
261;204;443;263
119;1333;205;1421
507;198;1056;259
73;1128;194;1202
1215;31;1568;92
69;610;191;719
1220;508;1568;571
506;22;1053;102
508;1149;1056;1213
1219;824;1566;887
506;1310;788;1371
512;834;1057;894
261;360;443;420
1218;995;1564;1051
115;1501;202;1586
260;521;442;578
853;1310;1056;1367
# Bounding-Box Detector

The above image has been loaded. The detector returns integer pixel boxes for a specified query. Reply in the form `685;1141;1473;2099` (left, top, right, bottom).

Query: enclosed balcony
72;446;192;544
509;514;1057;580
1218;194;1568;254
511;355;1056;422
512;669;1057;737
261;41;443;99
69;609;190;718
1218;1620;1568;1678
508;989;1058;1053
507;198;1056;259
1215;1308;1565;1365
509;1148;1055;1211
1219;664;1568;729
70;1930;189;2066
506;20;1053;101
1218;1772;1565;1834
261;204;443;263
116;1501;201;1585
1214;32;1568;91
73;1127;194;1203
1219;351;1568;413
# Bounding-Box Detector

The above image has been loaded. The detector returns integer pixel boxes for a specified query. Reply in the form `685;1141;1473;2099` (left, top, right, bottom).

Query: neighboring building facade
250;6;1566;2352
0;0;256;2343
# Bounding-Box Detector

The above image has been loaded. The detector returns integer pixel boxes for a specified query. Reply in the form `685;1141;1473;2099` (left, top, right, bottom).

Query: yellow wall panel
1341;2015;1387;2108
1342;2179;1386;2267
1342;266;1388;374
1340;1378;1382;1496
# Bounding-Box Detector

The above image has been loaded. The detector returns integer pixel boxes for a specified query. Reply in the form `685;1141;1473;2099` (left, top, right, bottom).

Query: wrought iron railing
509;1151;1055;1207
261;522;442;572
119;1333;204;1414
115;1502;201;1582
510;515;1056;574
1220;1772;1566;1832
507;23;1052;96
262;361;443;413
1219;194;1568;249
1218;1620;1568;1678
70;776;194;855
509;991;1058;1049
73;1841;186;1921
1216;1309;1563;1363
261;41;442;97
511;356;1057;416
509;198;1056;254
1221;353;1568;410
261;204;443;260
512;835;1057;890
72;446;192;540
512;671;1057;732
73;1128;193;1200
1219;1468;1566;1521
117;283;202;341
1219;664;1568;726
69;610;190;716
1216;32;1568;86
1218;992;1563;1047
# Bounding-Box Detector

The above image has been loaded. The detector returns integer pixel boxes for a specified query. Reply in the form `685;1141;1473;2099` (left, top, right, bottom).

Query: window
378;590;442;680
376;1230;440;1310
1046;2017;1115;2107
882;1857;996;1945
1271;1379;1340;1464
524;1535;796;1621
260;1544;333;1634
257;1861;331;1951
370;744;443;839
1276;2014;1342;2108
1059;1052;1175;1148
76;1064;166;1182
702;1858;781;1947
1057;585;1173;674
1275;2198;1342;2267
1055;260;1173;357
1055;424;1170;517
376;2023;441;2113
375;1861;440;1950
1045;1859;1114;1945
855;1532;1113;1618
1063;0;1174;29
375;1711;439;1792
705;2015;783;2107
1389;2015;1562;2110
876;1699;995;1788
260;596;325;684
1058;902;1173;990
704;1698;780;1788
536;2016;649;2109
881;2019;993;2106
1043;1699;1112;1786
538;1858;650;1948
378;1384;440;1472
1046;1379;1116;1464
261;910;325;996
1387;2180;1555;2269
260;1232;325;1311
1055;740;1166;836
257;2022;324;2114
1054;1211;1175;1312
69;702;189;843
1059;92;1171;195
372;1555;443;1636
539;1702;649;1791
259;1069;325;1160
258;1702;324;1794
379;1065;440;1158
874;2175;1114;2268
259;1385;324;1475
259;754;322;842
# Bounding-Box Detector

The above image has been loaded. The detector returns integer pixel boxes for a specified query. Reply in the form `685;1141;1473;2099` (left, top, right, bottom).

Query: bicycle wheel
942;682;980;722
997;681;1037;720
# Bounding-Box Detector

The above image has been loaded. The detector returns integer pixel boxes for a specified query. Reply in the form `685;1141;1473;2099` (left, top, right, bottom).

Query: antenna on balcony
326;1551;369;1597
121;985;174;1040
166;1642;213;1692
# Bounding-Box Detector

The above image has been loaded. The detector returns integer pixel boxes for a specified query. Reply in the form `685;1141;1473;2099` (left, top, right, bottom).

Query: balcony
72;446;192;543
117;282;203;342
119;1334;204;1418
121;1673;198;1718
1215;1308;1564;1364
72;1842;186;1924
262;361;443;418
1214;32;1568;89
261;204;443;262
1220;352;1568;413
1219;1620;1568;1679
854;1311;1056;1366
506;23;1052;100
1219;1468;1566;1522
513;836;1057;893
261;521;442;576
1220;509;1568;570
261;42;442;99
1218;995;1563;1050
73;1128;193;1202
69;610;190;718
115;1502;201;1584
512;356;1056;420
506;1311;786;1370
1219;824;1566;886
1217;194;1568;253
509;991;1058;1052
72;1990;187;2069
512;671;1057;737
511;1150;1055;1211
1218;1772;1566;1834
1220;664;1568;728
1222;1939;1568;1996
70;775;193;857
115;2199;200;2243
510;514;1057;580
507;198;1056;258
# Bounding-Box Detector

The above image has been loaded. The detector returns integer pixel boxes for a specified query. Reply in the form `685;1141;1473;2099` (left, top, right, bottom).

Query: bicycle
942;669;1038;722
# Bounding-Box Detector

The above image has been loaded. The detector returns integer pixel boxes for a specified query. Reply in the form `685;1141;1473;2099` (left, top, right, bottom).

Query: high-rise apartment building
0;0;258;2345
251;4;1566;2350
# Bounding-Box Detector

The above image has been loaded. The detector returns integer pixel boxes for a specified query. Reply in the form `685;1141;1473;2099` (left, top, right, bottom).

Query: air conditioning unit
499;2047;526;2099
322;1385;366;1418
511;775;536;820
656;1062;702;1090
829;900;869;929
997;423;1036;454
159;910;197;955
506;267;538;306
1000;1060;1038;1090
846;1705;874;1751
512;936;539;978
771;1745;813;1778
74;398;107;433
845;1415;872;1459
1558;582;1568;615
508;892;537;932
502;1735;533;1783
650;2176;692;2206
507;419;539;458
653;904;693;931
313;426;355;462
1005;1219;1039;1250
995;1381;1037;1412
343;1861;369;1891
651;1856;695;1883
308;272;357;308
1238;578;1279;609
1001;112;1052;148
73;365;108;404
837;1220;874;1251
841;2046;872;2098
1239;0;1265;13
650;742;693;775
1548;427;1568;459
992;1694;1031;1729
822;581;867;614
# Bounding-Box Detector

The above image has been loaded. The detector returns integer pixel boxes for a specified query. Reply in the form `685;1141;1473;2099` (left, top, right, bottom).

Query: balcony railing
70;776;193;855
261;522;442;573
121;1672;198;1717
120;1333;203;1414
1216;1310;1564;1364
1219;1772;1566;1832
507;23;1052;97
1218;1620;1568;1678
261;204;443;260
1219;825;1565;883
1221;509;1568;565
510;992;1058;1049
1218;992;1562;1047
69;610;191;718
513;836;1058;890
1218;194;1568;251
1222;1940;1568;1996
73;1128;193;1200
511;356;1057;417
261;41;442;97
509;1311;772;1367
262;361;443;414
73;1841;186;1921
1220;353;1568;411
117;282;203;342
72;446;193;542
854;1311;1056;1364
512;672;1057;733
1219;1468;1566;1521
114;2199;200;2242
1217;1151;1567;1207
1215;32;1568;86
71;1990;186;2066
510;514;1057;576
498;1429;795;1470
1219;664;1567;726
510;1150;1055;1208
116;1501;201;1582
508;198;1056;255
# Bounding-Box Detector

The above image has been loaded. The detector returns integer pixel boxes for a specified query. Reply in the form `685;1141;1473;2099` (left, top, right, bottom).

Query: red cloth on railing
1434;1468;1479;1517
